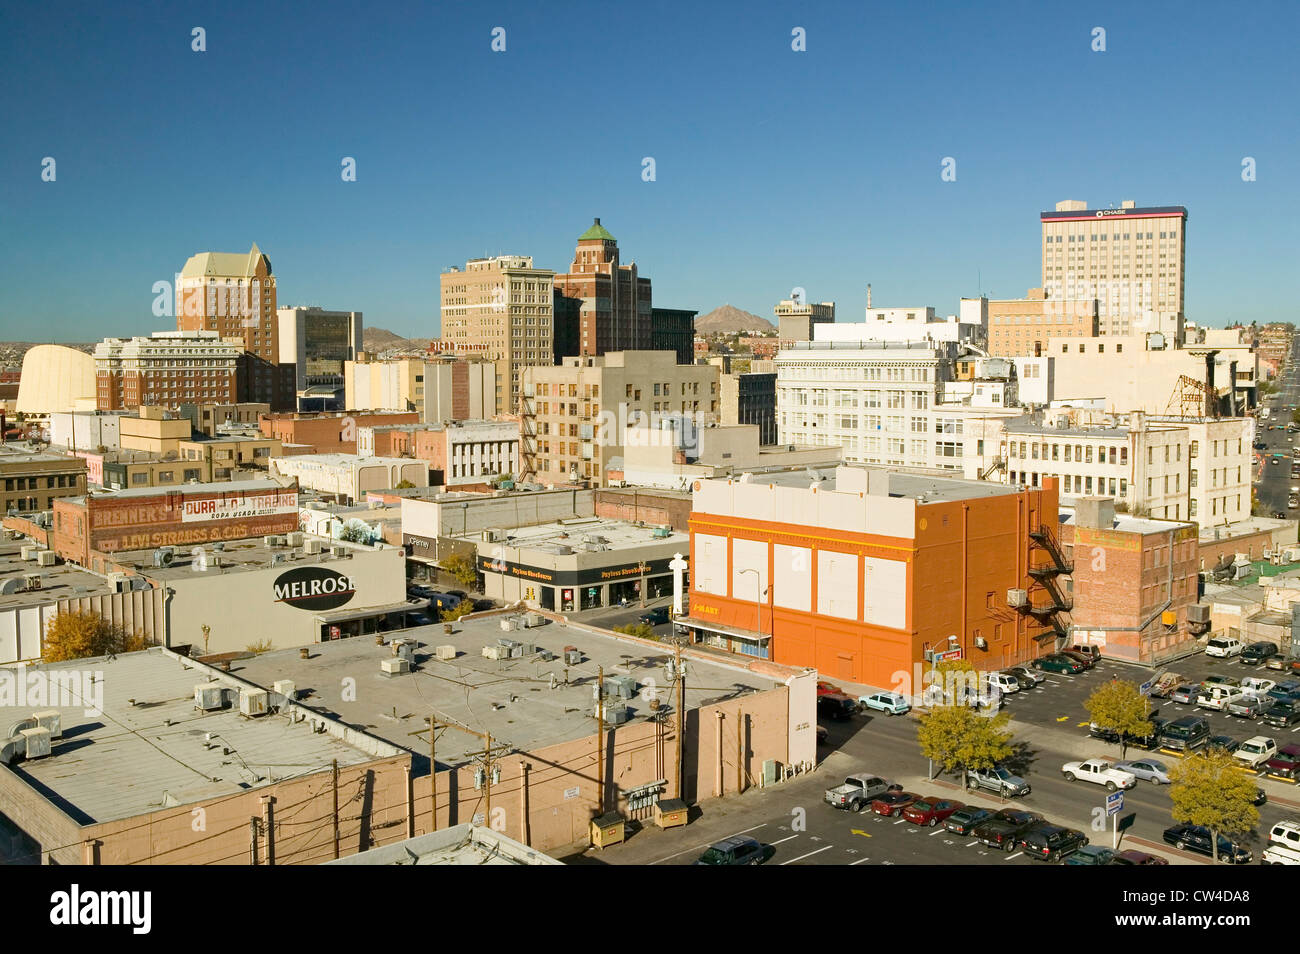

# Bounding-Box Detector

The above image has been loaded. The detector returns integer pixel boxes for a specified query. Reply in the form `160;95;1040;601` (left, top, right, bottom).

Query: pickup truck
824;774;901;813
1061;758;1137;791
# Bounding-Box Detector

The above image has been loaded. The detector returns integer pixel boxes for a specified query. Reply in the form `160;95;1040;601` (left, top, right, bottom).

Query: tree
1168;748;1259;863
440;601;475;622
394;479;416;489
614;622;657;640
441;553;479;588
917;705;1015;789
42;610;151;662
1083;679;1153;758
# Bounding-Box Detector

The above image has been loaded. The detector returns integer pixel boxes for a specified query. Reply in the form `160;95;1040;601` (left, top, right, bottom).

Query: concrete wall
0;585;167;664
401;489;595;540
593;489;691;532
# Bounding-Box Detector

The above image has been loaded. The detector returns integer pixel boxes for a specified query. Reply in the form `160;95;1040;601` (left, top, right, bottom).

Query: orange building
681;467;1064;690
257;410;419;454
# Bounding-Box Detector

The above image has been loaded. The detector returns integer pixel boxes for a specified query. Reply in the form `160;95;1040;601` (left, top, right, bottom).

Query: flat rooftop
454;517;688;552
107;535;374;581
63;477;285;506
0;541;118;610
752;467;1022;503
2;649;383;823
1061;511;1193;535
233;614;780;768
1198;515;1296;542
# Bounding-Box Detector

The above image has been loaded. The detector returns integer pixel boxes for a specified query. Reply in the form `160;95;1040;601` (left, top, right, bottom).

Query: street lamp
739;567;767;651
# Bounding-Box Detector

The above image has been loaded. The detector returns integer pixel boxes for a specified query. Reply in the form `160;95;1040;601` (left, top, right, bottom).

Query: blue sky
1;0;1296;341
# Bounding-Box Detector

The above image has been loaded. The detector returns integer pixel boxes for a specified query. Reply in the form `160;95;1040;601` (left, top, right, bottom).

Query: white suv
1234;736;1278;769
1206;636;1244;658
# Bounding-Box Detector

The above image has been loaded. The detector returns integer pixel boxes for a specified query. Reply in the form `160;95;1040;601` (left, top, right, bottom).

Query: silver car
1115;758;1172;785
1006;665;1046;687
1170;684;1200;705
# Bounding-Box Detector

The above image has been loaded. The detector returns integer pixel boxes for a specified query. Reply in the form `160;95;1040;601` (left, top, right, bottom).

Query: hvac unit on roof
238;688;268;717
23;574;42;592
194;683;225;711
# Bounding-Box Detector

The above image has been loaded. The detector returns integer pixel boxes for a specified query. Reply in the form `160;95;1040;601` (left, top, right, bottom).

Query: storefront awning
677;616;771;644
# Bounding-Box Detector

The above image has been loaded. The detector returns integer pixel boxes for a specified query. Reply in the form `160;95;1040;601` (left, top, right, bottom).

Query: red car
817;681;844;697
902;798;965;827
871;791;920;817
1111;849;1169;866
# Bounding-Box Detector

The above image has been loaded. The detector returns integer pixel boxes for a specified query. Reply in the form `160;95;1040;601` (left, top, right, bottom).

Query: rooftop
1059;508;1193;535
2;648;391;824
62;477;287;506
0;541;121;610
106;535;375;582
577;217;616;242
233;614;779;768
748;466;1022;503
454;516;688;552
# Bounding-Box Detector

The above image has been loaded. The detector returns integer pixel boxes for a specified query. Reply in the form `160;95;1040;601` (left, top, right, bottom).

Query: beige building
520;351;720;487
118;407;192;455
1041;200;1187;339
621;422;842;490
178;435;281;478
345;356;425;413
986;288;1098;357
440;255;555;416
15;345;97;414
269;454;429;503
344;354;496;423
774;298;835;344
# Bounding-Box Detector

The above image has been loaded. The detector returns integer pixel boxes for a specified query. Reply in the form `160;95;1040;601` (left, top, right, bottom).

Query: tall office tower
1040;200;1187;341
276;307;363;393
552;219;652;357
440;255;555;416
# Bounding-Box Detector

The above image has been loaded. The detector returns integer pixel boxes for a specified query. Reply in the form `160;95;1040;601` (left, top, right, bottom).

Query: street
1254;336;1300;516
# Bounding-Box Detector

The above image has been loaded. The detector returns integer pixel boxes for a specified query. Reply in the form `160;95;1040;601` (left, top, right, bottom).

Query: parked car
1115;758;1172;784
1163;824;1253;864
1268;820;1300;849
902;798;964;827
1206;635;1245;658
1266;680;1300;703
1262;844;1300;865
816;680;845;697
1063;845;1116;865
1034;653;1084;674
1019;823;1089;862
1266;654;1289;671
1148;672;1184;698
638;607;671;626
1002;668;1038;690
1170;684;1201;705
1006;664;1046;687
859;691;911;716
1263;702;1300;729
1198;686;1247;711
1243;641;1280;665
1160;716;1211;752
1090;718;1165;750
817;693;858;721
695;836;768;865
823;774;901;813
871;791;920;818
1062;758;1137;791
1208;734;1242;753
985;672;1020;695
1241;676;1278;698
1111;849;1169;866
1059;649;1099;670
944;806;993;836
1067;644;1102;665
1264;744;1300;779
966;765;1031;797
1234;736;1279;769
1202;674;1241;690
974;809;1042;851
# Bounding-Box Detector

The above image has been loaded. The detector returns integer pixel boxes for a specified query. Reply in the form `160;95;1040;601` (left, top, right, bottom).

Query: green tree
614;622;657;640
1083;679;1153;758
917;705;1015;789
1168;749;1259;863
440;553;479;588
394;479;416;489
42;610;151;662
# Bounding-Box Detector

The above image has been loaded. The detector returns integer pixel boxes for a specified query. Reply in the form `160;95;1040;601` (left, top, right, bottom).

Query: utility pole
596;667;605;814
331;759;340;860
430;719;438;833
484;730;493;822
675;643;686;800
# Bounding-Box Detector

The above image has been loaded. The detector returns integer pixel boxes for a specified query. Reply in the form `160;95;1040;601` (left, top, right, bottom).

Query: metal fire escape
1022;523;1073;643
518;385;538;481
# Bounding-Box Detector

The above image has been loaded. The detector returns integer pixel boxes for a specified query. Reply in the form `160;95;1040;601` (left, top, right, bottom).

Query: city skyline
3;0;1297;341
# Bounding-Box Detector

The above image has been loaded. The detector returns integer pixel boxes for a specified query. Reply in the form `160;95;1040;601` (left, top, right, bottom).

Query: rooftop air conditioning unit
36;550;55;566
330;545;347;557
303;539;322;555
153;547;175;568
238;688;269;717
523;612;545;628
33;709;62;739
499;617;520;632
286;532;304;547
273;680;297;701
1186;604;1211;625
19;545;36;562
381;657;412;675
194;683;225;711
481;645;508;660
435;645;457;660
264;536;278;547
23;574;42;592
18;727;51;760
598;702;632;725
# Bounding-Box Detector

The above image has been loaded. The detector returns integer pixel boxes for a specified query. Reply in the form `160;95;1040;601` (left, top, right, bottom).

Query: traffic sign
1106;791;1124;816
1138;678;1154;695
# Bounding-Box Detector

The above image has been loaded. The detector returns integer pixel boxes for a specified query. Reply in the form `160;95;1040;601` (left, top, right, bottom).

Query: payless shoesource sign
273;566;357;611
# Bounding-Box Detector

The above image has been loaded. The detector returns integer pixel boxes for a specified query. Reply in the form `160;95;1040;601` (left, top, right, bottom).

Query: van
1206;636;1244;658
1160;716;1210;752
1269;820;1300;850
1197;685;1247;711
1068;644;1102;664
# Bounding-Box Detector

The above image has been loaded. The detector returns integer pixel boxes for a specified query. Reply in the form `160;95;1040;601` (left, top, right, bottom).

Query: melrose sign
273;566;356;612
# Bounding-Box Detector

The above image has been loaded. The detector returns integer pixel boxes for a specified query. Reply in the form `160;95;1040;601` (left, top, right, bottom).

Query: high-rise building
176;244;294;408
519;351;718;487
94;332;242;410
440;255;555;416
774;298;834;346
277;307;363;392
1040;200;1187;339
720;371;777;445
552;219;652;358
650;308;696;365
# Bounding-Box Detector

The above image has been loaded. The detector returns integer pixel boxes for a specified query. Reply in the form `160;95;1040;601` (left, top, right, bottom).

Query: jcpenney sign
273;567;357;611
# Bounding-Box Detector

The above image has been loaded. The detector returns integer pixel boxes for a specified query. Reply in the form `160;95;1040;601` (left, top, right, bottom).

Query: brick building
1058;497;1203;663
53;479;300;566
257;411;419;455
680;467;1063;689
93;331;242;410
0;451;88;514
553;219;652;357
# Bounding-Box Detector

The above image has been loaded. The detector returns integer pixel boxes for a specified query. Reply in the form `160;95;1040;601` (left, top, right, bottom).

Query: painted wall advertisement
182;490;298;523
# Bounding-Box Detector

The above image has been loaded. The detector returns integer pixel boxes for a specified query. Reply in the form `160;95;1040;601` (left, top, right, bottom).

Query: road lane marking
850;829;872;838
770;834;800;845
1006;851;1024;860
965;840;979;847
781;845;833;865
850;856;871;865
929;828;944;836
1056;716;1069;722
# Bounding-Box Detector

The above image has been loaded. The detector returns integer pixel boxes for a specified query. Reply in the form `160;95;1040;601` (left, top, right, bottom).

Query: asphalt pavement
1255;336;1300;515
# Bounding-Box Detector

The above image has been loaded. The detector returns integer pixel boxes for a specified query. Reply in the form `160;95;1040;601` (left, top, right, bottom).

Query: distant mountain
362;327;433;353
694;304;774;335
